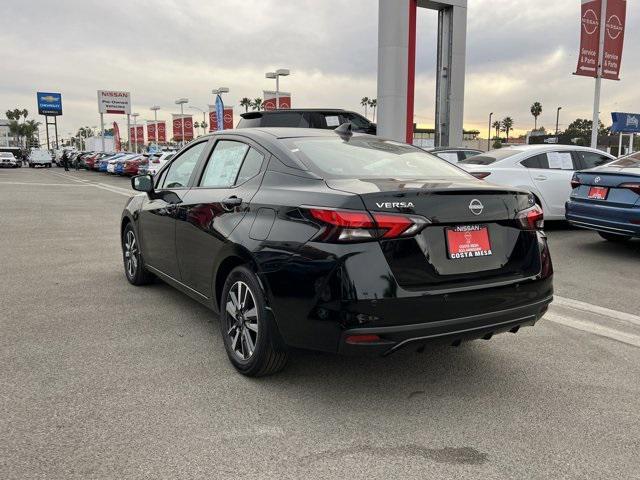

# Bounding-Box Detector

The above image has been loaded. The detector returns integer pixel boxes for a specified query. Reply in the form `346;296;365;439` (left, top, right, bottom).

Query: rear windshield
283;136;473;180
608;152;640;168
459;149;521;165
238;112;307;128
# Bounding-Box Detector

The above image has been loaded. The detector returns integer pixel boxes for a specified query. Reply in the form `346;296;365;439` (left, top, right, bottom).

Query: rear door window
435;152;459;164
546;151;575;170
521;154;549;169
575;150;611;169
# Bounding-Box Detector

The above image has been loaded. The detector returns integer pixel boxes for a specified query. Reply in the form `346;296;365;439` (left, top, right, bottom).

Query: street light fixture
175;98;189;146
150;105;161;149
131;113;140;153
265;69;290;109
556;107;562;136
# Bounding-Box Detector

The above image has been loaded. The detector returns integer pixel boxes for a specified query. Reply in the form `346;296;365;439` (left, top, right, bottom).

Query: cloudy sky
1;0;638;139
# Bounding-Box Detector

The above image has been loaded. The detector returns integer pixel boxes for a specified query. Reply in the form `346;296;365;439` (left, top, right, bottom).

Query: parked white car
459;145;616;220
147;151;176;175
0;152;20;168
28;149;53;168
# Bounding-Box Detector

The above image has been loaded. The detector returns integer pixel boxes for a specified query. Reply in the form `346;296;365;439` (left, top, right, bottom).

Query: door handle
534;175;548;181
222;196;243;208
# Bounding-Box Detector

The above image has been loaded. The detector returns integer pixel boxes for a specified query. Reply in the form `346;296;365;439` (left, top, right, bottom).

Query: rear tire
122;224;154;285
598;231;632;243
220;266;288;377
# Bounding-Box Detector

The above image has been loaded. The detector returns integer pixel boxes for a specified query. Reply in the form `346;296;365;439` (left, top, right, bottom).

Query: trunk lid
326;178;541;291
573;170;640;208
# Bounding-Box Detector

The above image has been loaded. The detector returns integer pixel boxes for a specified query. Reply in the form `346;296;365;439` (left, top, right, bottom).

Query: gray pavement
1;167;639;479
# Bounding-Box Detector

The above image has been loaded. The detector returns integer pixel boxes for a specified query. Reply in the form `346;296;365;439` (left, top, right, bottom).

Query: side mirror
132;174;154;193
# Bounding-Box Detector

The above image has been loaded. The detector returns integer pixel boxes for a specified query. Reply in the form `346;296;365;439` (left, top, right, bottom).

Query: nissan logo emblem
594;176;601;183
469;199;484;216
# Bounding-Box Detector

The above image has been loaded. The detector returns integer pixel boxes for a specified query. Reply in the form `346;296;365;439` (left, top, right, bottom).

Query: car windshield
607;152;640;168
284;136;473;180
0;153;13;158
458;149;522;165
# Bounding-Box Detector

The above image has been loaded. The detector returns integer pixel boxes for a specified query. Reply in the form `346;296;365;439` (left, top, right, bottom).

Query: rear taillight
620;183;640;195
471;172;491;180
516;205;544;230
570;175;581;189
152;159;160;163
307;208;428;243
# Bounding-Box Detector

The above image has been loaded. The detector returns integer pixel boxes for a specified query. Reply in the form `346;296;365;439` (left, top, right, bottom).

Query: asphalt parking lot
1;167;639;479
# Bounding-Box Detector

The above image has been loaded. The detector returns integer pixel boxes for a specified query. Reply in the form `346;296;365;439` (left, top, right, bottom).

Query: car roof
428;147;483;152
496;144;601;152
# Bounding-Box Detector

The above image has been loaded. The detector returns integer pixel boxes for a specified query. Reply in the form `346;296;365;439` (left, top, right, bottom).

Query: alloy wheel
124;230;139;279
225;281;259;360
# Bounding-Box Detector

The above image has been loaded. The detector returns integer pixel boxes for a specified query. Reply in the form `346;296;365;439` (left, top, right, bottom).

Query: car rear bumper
337;295;551;355
566;201;640;236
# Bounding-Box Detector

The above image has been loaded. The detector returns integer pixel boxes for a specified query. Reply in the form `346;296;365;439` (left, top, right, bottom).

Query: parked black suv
237;109;376;134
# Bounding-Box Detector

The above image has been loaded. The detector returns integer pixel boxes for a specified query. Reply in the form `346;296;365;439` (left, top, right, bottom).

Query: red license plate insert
446;225;492;259
588;186;609;200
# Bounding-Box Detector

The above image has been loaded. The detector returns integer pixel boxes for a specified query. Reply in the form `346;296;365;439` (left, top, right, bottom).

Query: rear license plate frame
445;225;493;260
588;186;609;200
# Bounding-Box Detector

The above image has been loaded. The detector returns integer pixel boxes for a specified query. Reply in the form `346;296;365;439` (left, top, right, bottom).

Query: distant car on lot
123;154;148;176
28;149;53;168
237;109;376;134
147;151;176;176
121;127;552;376
458;145;615;220
427;147;483;164
566;152;640;241
0;152;19;168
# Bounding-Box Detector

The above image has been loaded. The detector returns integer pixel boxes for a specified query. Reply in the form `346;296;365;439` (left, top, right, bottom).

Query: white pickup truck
28;149;53;168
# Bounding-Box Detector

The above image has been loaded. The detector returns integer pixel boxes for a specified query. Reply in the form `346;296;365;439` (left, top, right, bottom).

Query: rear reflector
620;183;640;195
570;176;581;189
471;172;491;180
345;334;381;344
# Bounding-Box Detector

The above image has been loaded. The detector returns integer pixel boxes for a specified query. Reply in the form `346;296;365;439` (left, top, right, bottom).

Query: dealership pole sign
97;90;131;114
575;0;626;80
611;112;640;133
37;92;63;116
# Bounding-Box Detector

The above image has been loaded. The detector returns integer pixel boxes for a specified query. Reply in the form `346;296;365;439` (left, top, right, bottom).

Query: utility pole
590;0;607;148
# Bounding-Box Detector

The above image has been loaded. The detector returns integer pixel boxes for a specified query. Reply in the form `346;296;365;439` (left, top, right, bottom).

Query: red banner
575;0;602;78
262;91;291;110
602;0;626;80
147;122;156;142
129;125;144;145
172;115;193;141
209;107;234;131
157;121;166;143
113;122;121;151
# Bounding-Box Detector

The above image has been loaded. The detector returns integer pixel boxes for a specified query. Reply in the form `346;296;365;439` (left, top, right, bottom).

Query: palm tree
251;98;263;111
239;97;252;113
361;97;370;118
23;120;40;147
530;102;542;130
501;117;514;140
492;120;501;139
368;98;377;122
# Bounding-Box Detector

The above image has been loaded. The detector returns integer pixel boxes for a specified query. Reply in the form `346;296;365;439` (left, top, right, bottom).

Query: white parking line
547;296;640;348
47;170;132;197
0;181;91;187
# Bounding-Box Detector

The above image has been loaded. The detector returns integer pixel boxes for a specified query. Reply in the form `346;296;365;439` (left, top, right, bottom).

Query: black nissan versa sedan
121;126;553;376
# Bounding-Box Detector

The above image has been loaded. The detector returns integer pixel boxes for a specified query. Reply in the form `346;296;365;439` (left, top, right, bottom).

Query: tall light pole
265;69;290;108
175;98;188;146
555;107;562;136
131;113;140;153
150;105;161;150
487;112;493;151
188;106;208;136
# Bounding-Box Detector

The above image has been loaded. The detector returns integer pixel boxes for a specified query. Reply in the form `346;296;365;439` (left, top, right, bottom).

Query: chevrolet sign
37;92;63;116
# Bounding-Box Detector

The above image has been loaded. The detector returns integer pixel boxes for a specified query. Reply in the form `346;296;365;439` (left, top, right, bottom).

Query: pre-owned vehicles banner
98;90;131;114
602;0;626;80
172;115;193;141
208;107;234;131
575;0;602;77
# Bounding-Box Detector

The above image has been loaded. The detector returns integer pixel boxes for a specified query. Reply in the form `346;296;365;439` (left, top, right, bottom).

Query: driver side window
158;141;207;189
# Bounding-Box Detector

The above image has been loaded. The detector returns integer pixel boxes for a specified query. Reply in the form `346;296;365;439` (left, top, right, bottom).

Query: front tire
220;266;288;376
122;224;154;285
598;231;632;243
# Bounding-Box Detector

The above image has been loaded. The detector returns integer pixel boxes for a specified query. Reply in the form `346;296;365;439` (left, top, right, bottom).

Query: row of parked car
61;150;176;176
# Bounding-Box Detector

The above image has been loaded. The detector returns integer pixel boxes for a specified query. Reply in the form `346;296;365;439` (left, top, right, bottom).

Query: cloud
0;0;637;138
